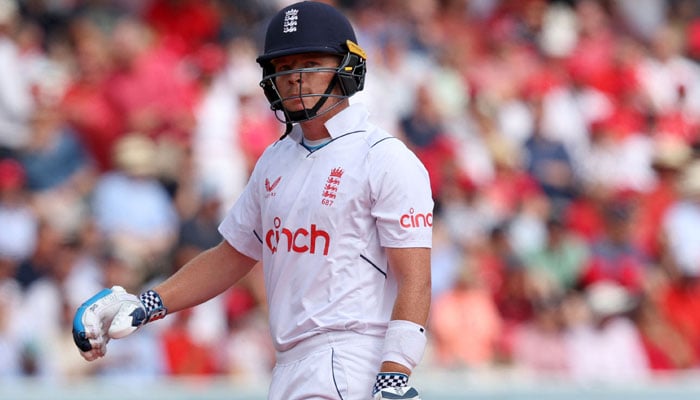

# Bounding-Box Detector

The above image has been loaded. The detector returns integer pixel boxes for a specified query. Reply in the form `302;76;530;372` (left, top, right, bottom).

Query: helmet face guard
256;1;367;124
259;44;366;123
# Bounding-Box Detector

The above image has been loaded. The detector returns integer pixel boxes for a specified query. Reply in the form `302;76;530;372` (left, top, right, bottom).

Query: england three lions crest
321;167;343;206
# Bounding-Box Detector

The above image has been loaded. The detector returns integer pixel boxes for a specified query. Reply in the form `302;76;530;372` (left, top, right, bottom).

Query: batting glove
72;286;167;361
372;372;421;400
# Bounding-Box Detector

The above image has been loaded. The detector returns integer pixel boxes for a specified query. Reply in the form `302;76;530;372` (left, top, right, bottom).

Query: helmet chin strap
285;76;338;123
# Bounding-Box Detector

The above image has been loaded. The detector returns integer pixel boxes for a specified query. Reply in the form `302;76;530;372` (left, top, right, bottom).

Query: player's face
270;53;342;112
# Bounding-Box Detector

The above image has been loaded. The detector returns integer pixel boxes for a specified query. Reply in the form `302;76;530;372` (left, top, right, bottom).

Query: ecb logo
283;9;299;33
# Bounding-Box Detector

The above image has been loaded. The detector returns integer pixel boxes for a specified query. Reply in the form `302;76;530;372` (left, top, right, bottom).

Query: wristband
372;372;409;395
140;289;168;323
380;320;427;371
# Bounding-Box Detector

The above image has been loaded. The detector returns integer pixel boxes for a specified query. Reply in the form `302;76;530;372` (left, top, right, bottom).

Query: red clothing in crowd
105;44;198;143
61;81;124;171
657;279;700;362
143;0;221;56
563;196;605;243
162;311;219;375
634;177;680;261
412;134;459;199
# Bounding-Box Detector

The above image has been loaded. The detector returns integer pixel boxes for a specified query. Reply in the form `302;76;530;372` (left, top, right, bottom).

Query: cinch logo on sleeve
265;217;330;255
400;208;433;228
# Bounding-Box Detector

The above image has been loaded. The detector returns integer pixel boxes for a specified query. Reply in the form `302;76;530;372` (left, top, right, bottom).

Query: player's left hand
372;372;421;399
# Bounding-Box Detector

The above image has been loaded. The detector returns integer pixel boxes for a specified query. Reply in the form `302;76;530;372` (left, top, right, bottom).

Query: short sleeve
369;139;434;248
218;168;264;261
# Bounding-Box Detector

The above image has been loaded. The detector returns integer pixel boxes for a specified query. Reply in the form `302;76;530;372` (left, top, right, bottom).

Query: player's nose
286;71;303;85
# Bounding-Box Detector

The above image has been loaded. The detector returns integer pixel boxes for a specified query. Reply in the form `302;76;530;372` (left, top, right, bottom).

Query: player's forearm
386;247;431;326
382;247;432;374
389;278;431;326
153;240;257;314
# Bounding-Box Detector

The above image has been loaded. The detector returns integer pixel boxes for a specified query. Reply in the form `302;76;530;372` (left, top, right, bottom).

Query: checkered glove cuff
372;372;409;395
139;290;167;323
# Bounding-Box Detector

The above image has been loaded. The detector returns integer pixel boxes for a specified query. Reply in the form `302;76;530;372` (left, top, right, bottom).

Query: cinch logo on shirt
265;217;330;255
400;208;433;229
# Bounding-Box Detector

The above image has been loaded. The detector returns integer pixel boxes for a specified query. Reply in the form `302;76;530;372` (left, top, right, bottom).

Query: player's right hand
72;285;145;361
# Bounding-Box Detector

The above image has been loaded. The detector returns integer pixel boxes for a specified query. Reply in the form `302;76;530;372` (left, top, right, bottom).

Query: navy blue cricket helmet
256;1;367;124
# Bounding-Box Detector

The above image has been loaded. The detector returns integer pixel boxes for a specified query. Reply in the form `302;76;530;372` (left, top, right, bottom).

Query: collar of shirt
289;102;369;143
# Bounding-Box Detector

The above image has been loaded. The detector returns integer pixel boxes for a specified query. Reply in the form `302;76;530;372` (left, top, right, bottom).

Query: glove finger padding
72;286;143;360
76;319;109;362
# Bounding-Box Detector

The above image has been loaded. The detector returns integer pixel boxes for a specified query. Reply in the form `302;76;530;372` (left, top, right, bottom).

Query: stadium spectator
579;198;650;292
563;281;651;382
90;133;179;279
522;213;590;293
522;97;578;212
636;23;700;125
104;16;198;143
19;222;101;378
0;248;23;377
0;0;34;153
0;159;37;265
188;41;243;210
657;159;700;360
161;308;218;375
399;82;460;199
632;292;699;370
142;0;221;57
219;283;274;384
660;159;700;281
60;18;123;172
634;137;692;262
430;261;504;368
510;294;568;376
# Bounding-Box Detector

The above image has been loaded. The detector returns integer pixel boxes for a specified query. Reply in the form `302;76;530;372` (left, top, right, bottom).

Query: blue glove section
72;288;114;352
128;306;147;326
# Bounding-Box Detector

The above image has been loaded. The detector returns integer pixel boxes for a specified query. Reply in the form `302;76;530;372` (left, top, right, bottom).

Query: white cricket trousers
268;330;383;400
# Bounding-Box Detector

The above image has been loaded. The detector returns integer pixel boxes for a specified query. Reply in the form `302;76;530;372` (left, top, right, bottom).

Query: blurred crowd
1;0;700;387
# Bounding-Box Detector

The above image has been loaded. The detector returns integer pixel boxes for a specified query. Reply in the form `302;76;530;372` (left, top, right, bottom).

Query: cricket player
72;2;433;399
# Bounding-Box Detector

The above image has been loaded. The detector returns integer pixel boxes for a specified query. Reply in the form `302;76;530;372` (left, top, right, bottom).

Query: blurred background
2;0;700;398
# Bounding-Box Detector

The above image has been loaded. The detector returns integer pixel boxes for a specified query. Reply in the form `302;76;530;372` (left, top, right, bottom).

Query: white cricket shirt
219;103;433;352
